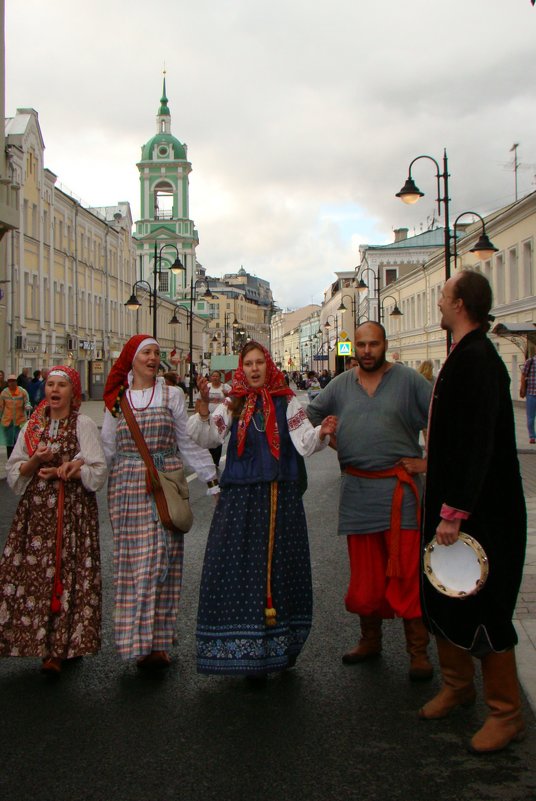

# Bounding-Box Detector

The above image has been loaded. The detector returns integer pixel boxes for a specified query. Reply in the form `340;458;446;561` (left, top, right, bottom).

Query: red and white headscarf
231;342;294;460
24;365;82;456
103;334;158;416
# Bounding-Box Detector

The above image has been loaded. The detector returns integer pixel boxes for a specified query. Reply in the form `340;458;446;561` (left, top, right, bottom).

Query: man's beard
357;351;387;373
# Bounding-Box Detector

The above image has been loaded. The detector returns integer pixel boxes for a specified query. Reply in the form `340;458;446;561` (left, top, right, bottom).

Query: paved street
0;395;534;801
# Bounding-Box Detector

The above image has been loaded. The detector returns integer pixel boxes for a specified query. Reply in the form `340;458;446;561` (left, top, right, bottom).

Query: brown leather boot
342;616;382;664
469;649;526;754
403;618;434;681
419;637;476;719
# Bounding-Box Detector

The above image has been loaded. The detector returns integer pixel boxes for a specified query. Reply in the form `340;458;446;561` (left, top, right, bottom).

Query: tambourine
423;532;489;599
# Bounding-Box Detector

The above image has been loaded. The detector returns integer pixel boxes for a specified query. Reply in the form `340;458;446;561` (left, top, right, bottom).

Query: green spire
158;76;170;116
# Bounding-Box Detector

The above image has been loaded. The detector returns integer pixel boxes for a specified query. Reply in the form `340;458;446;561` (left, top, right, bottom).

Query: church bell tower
135;77;199;299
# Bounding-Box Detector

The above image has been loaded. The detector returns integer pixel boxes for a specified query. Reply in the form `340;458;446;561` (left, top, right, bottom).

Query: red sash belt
343;464;421;578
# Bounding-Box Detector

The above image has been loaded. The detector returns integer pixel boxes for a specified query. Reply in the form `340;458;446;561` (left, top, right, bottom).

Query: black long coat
422;329;526;651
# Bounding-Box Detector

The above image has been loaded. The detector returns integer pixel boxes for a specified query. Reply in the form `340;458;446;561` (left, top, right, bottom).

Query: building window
508;247;518;302
32;204;38;238
32;275;38;320
159;272;169;293
43;277;49;323
522;241;533;297
385;268;397;285
495;254;505;304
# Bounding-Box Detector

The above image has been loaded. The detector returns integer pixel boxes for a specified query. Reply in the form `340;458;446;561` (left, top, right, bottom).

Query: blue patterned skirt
196;481;312;675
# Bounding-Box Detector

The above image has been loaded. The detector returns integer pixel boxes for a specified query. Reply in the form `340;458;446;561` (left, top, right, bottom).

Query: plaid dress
108;389;184;659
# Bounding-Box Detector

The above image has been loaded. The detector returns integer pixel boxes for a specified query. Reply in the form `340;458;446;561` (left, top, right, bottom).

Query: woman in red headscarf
188;341;337;680
0;366;107;675
101;335;218;669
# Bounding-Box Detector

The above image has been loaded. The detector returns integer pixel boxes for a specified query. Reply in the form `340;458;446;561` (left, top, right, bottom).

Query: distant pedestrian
17;368;31;391
306;371;321;401
28;370;44;408
520;352;536;444
417;360;435;384
163;371;179;387
0;370;6;390
0;375;32;457
319;369;332;388
206;370;231;469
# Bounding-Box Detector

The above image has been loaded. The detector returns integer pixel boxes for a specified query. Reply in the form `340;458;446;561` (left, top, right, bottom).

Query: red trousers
345;530;422;619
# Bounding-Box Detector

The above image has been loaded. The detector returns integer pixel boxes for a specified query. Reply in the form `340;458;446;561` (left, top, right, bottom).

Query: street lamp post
355;266;381;322
234;326;247;354
125;242;183;339
379;294;404;323
395;149;497;353
453;211;499;262
337;293;360;329
324;313;339;373
174;261;216;409
305;330;323;372
223;312;240;354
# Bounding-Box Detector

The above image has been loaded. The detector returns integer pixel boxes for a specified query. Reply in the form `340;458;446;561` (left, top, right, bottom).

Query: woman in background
206;370;231;470
417;360;435;383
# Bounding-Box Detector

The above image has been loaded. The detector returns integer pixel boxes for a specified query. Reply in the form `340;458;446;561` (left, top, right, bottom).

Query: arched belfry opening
154;181;174;220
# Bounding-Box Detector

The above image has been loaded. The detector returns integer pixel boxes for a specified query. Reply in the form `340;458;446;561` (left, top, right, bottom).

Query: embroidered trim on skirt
196;481;312;675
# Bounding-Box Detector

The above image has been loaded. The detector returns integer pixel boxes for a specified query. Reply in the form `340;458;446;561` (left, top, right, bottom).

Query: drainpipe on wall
104;225;110;373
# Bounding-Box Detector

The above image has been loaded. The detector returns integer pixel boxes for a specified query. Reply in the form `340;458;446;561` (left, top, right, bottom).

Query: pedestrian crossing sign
337;341;353;356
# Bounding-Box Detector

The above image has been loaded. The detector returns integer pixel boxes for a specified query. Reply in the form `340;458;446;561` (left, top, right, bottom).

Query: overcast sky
6;0;536;308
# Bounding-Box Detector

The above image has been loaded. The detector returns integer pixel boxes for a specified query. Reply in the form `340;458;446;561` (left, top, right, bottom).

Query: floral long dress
0;413;102;658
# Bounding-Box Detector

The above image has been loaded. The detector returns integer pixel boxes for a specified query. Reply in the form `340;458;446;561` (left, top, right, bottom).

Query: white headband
133;338;159;361
48;369;72;382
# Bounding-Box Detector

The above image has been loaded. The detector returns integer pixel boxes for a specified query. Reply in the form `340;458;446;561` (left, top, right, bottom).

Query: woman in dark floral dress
0;366;107;675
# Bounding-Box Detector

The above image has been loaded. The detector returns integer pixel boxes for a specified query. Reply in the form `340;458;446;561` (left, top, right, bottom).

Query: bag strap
119;392;171;526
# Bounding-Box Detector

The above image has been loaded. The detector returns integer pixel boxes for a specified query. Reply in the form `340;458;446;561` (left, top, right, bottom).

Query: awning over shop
493;322;536;335
492;321;536;355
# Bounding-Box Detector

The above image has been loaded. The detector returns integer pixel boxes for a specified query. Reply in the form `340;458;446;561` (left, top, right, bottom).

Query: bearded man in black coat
419;270;526;755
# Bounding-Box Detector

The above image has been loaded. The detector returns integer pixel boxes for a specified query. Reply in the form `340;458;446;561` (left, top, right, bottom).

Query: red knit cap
103;334;157;415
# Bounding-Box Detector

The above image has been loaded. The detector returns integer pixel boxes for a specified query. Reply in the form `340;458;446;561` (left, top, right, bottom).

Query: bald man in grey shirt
307;321;433;681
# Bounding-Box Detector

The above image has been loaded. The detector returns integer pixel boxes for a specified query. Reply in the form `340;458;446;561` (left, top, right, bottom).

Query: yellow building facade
381;191;536;395
3;107;193;397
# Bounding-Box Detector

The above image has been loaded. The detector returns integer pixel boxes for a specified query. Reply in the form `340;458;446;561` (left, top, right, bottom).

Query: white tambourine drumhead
423;532;489;599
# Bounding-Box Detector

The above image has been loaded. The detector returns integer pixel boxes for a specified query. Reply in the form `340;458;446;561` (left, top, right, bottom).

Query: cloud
6;0;536;307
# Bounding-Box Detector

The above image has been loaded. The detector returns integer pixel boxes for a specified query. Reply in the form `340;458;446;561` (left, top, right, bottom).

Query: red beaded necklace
128;383;156;412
